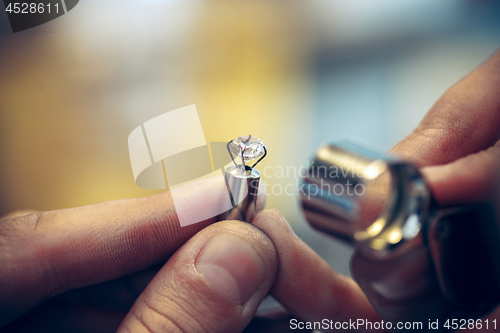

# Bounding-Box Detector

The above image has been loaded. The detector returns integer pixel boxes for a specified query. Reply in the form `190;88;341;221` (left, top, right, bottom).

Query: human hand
0;178;283;333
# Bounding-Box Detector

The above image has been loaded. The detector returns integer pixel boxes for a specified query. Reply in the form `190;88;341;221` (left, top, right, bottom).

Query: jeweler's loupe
300;139;430;258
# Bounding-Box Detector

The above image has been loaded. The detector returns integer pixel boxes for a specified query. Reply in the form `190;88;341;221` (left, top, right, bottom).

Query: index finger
0;177;265;325
390;49;500;166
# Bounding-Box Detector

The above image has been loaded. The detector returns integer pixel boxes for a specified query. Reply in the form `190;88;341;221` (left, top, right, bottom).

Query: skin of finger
0;210;39;220
424;142;500;332
0;177;266;326
422;141;500;206
390;49;500;167
466;305;500;333
2;268;157;333
117;221;278;333
351;248;458;326
251;210;382;331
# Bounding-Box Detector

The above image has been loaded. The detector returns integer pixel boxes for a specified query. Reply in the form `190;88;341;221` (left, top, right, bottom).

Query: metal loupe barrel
299;140;431;258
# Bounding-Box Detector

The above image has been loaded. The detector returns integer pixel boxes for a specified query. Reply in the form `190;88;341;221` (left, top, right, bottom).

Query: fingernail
195;234;266;304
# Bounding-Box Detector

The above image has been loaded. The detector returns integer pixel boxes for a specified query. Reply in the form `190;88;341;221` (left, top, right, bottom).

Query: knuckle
0;211;63;297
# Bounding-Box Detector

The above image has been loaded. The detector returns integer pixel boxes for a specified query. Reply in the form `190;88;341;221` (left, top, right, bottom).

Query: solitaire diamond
229;135;267;163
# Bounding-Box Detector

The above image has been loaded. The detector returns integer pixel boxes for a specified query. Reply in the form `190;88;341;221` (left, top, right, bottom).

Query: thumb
117;220;278;333
422;140;500;207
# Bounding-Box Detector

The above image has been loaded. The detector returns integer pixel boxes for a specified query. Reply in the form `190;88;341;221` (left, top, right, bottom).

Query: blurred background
1;0;500;278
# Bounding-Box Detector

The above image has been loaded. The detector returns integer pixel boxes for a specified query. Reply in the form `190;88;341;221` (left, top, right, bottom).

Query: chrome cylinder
300;139;431;258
